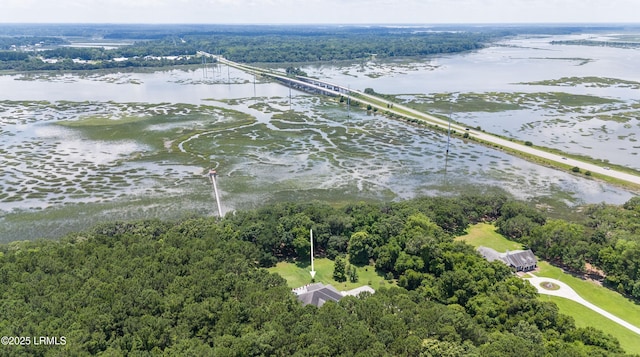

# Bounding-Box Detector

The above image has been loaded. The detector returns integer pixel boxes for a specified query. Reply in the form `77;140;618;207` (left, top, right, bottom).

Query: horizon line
1;22;640;26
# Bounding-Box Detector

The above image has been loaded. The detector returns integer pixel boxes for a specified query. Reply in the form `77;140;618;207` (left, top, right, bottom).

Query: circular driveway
526;275;640;335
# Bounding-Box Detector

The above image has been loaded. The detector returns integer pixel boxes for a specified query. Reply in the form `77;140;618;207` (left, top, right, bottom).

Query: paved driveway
526;275;640;335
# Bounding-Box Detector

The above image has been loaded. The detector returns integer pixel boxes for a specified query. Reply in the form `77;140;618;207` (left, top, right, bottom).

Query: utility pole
446;104;452;155
202;55;206;78
347;85;351;120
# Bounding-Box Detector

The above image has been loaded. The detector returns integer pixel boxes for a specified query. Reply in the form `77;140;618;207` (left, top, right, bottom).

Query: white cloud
1;0;639;23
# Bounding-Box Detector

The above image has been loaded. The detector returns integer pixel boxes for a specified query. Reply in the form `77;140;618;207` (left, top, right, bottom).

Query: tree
0;197;632;355
327;235;349;259
348;231;377;265
495;201;545;239
285;66;307;77
528;219;585;261
429;199;469;235
293;235;311;259
374;240;401;272
511;320;543;345
276;212;313;258
479;332;544;357
398;269;427;290
421;338;478;357
566;326;624;353
497;201;546;225
394;252;425;276
399;213;445;247
333;256;347;282
348;264;359;283
498;214;538;240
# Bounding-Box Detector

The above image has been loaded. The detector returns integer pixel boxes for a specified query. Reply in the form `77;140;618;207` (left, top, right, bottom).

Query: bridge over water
200;52;347;97
197;52;640;188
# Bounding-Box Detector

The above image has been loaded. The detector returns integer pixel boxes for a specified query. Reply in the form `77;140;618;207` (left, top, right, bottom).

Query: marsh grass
383;91;620;114
519;76;640;90
2;89;637;241
58;114;150;127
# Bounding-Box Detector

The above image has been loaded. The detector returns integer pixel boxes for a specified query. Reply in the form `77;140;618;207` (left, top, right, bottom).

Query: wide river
0;32;638;240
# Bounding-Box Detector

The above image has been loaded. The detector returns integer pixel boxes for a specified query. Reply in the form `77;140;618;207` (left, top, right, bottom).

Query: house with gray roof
293;283;344;307
477;246;537;272
292;283;375;307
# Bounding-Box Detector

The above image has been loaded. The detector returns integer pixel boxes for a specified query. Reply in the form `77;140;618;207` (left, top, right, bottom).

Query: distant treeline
0;55;202;71
0;193;632;355
175;30;491;62
0;25;497;71
3;24;639;71
0;36;67;50
0;23;627;38
552;39;640;49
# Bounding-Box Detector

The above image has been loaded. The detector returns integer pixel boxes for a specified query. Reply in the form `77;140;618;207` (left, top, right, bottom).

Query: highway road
382;94;640;186
208;54;640;188
353;89;640;186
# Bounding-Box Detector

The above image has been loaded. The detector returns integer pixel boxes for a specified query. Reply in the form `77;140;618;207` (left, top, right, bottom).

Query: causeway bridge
200;52;347;97
197;52;640;188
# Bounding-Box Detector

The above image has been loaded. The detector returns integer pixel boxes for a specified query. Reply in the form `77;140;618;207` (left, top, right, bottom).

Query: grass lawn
459;225;640;330
267;258;393;291
535;261;640;330
455;223;523;252
458;223;640;353
543;295;640;355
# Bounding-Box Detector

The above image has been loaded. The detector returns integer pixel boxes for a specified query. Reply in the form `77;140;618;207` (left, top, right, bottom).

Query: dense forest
2;24;633;71
0;24;516;72
1;193;637;355
495;197;640;299
0;27;492;71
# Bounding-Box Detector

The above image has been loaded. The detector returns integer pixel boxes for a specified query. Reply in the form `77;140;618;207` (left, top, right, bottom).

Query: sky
1;0;639;24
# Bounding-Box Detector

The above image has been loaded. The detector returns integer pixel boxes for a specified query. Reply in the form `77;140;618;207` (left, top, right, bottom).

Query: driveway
526;275;640;335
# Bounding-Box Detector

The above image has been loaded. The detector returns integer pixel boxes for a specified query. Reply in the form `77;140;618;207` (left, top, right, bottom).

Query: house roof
504;249;537;268
477;246;502;262
294;283;344;307
477;247;537;268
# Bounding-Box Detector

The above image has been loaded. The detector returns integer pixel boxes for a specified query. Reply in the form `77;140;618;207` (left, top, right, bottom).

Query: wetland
1;32;639;241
